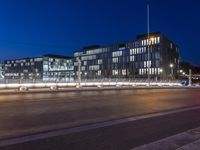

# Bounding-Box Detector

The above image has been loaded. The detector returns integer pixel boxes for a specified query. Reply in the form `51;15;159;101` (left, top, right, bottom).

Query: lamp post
170;63;174;80
77;57;81;88
189;69;192;86
160;68;163;81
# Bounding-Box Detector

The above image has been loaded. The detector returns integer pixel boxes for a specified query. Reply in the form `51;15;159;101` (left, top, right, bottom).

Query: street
0;88;200;149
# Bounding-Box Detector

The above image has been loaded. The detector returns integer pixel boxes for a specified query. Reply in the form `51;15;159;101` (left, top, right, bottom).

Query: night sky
0;0;199;65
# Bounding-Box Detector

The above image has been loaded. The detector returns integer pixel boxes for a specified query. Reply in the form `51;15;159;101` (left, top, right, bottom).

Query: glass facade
0;64;3;79
4;55;74;81
74;32;180;80
2;32;180;81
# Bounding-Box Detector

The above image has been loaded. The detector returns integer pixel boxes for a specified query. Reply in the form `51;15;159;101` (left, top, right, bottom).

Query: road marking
131;126;200;150
0;106;200;147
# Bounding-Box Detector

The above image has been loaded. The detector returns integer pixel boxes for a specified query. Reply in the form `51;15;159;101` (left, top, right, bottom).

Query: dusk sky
0;0;200;65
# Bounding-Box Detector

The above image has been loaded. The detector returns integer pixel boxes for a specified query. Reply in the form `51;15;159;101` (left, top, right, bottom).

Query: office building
0;63;4;79
73;32;180;80
4;54;74;81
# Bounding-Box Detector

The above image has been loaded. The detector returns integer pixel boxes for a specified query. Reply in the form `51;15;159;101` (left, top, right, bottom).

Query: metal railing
0;78;182;90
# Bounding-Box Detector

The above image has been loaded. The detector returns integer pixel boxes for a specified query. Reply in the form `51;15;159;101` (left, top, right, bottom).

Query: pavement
132;126;200;150
0;88;199;149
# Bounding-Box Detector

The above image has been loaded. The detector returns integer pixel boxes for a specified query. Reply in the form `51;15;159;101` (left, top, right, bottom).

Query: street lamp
76;57;81;87
169;63;174;79
160;68;163;81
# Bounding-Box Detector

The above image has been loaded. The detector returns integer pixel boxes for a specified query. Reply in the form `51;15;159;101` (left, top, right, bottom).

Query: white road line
131;127;200;150
0;106;200;147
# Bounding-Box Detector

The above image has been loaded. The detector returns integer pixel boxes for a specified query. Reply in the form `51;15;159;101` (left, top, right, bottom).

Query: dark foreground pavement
0;88;200;149
1;108;200;150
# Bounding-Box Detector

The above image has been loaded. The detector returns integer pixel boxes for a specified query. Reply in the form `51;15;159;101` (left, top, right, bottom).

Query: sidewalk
177;139;200;150
132;127;200;150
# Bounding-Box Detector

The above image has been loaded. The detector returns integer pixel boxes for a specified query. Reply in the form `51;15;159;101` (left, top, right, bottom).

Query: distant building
4;54;74;81
0;63;4;79
3;32;180;81
73;32;180;80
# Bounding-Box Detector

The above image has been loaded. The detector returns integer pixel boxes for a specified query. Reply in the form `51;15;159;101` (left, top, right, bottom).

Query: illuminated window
130;49;133;55
83;61;87;65
147;61;151;67
157;37;160;43
112;57;119;63
81;55;96;61
144;40;147;46
89;65;99;71
122;69;126;75
112;51;122;57
81;66;85;71
170;43;173;49
97;70;101;76
34;58;43;62
139;69;142;75
98;59;102;64
130;56;134;62
144;61;147;67
43;65;48;71
112;70;118;75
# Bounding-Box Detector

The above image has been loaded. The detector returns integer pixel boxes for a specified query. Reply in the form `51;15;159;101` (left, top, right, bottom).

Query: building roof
74;32;164;53
43;54;73;59
136;32;161;39
4;54;73;62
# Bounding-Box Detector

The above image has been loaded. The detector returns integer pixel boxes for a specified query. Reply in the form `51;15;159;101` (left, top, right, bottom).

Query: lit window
137;48;139;54
130;56;134;62
98;59;102;64
144;40;147;46
144;61;147;68
130;49;133;55
34;58;43;62
81;55;96;61
112;70;118;75
139;69;142;75
97;70;101;76
157;37;160;43
147;61;151;67
112;57;119;63
112;51;122;57
143;47;146;53
152;68;154;74
122;69;126;75
82;61;86;66
81;66;85;71
89;65;99;71
43;65;48;71
170;43;173;49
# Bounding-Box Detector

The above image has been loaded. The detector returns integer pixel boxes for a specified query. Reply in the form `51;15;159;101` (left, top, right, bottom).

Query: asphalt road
0;88;200;149
2;108;200;150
